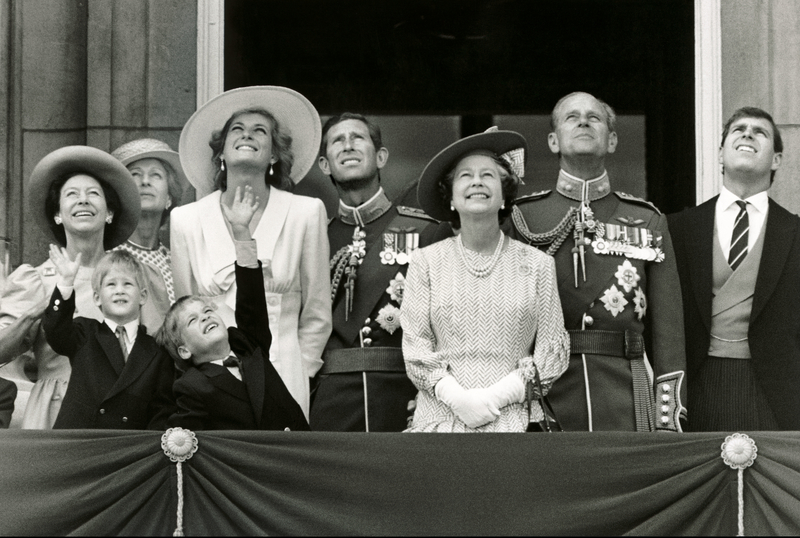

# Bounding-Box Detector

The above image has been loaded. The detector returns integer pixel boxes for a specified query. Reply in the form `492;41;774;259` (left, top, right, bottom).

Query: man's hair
721;106;783;183
319;112;384;157
91;250;147;295
437;151;519;229
155;295;216;370
550;91;617;133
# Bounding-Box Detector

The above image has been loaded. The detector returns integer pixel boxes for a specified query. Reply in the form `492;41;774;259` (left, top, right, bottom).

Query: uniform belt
320;348;407;374
569;330;645;360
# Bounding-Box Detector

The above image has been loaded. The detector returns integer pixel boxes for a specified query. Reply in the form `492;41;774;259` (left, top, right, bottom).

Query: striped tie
728;200;749;271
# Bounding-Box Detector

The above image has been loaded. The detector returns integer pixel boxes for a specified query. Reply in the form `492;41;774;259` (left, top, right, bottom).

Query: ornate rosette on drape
162;428;199;536
721;433;758;536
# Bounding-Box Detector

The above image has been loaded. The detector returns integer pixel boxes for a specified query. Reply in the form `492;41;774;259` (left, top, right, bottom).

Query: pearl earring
54;215;62;225
269;163;274;176
501;203;505;210
105;215;113;224
450;204;455;212
220;158;226;172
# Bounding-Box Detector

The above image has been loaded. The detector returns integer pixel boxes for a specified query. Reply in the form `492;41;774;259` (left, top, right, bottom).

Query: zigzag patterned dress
402;237;569;432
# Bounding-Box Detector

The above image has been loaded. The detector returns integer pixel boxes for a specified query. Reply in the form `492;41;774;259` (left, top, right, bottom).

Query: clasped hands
435;373;525;429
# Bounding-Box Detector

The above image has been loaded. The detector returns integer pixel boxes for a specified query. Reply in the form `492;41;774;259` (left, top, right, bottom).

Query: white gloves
434;373;526;429
435;375;500;428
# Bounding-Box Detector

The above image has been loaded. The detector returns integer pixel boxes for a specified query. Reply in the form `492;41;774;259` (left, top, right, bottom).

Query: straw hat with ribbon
28;145;140;248
417;127;527;221
179;86;321;198
111;138;189;204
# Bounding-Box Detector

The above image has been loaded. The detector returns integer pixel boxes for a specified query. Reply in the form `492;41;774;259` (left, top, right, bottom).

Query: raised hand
48;244;81;287
221;185;260;231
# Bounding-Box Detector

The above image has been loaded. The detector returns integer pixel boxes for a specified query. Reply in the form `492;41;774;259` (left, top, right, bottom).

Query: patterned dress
402;237;569;432
114;240;174;332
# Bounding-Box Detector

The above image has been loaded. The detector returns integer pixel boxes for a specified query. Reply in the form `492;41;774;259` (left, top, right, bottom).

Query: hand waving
48;244;81;287
221;185;260;241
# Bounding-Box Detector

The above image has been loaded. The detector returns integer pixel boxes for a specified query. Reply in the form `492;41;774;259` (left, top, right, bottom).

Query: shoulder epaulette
396;206;439;223
614;191;662;215
514;190;552;204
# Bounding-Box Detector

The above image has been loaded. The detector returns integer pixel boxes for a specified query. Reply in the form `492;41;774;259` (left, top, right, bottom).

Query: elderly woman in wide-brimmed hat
111;138;188;331
171;86;331;418
402;128;569;432
0;146;139;428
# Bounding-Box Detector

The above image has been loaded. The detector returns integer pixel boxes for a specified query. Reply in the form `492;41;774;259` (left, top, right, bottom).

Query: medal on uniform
591;223;664;262
380;227;418;266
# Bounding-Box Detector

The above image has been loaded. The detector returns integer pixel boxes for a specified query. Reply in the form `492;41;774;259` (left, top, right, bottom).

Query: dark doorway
225;0;695;213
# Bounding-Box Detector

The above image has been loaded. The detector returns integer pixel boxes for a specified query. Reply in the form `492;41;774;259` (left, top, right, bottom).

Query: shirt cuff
234;239;259;269
56;283;74;300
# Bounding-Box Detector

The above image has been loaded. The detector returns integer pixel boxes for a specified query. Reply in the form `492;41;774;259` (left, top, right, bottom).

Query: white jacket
170;187;332;418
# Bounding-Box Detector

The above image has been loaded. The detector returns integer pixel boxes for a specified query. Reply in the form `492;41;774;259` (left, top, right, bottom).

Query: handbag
525;364;563;433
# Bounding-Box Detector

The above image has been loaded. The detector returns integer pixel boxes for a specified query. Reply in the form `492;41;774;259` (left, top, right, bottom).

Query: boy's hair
91;250;147;294
155;295;215;371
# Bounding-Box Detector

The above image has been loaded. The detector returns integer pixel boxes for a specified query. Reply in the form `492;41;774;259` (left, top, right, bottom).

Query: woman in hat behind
171;86;331;419
111;138;187;331
402;129;569;432
0;146;139;428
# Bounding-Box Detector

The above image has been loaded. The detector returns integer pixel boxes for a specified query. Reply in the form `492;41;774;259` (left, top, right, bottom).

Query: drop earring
501;203;505;210
220;158;226;172
269;163;274;176
54;215;62;225
450;204;455;212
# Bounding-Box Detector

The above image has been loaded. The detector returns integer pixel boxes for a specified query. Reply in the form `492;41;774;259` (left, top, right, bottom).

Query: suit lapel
686;197;716;331
253;187;291;262
198;363;250;401
96;324;125;375
752;200;796;323
105;326;158;400
198;191;237;277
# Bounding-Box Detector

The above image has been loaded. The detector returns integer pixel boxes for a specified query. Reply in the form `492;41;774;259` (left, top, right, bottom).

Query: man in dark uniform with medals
310;113;438;431
508;92;686;432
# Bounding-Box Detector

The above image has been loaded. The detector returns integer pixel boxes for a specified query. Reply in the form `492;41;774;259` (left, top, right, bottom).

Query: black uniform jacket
169;262;310;432
43;289;175;430
669;196;800;430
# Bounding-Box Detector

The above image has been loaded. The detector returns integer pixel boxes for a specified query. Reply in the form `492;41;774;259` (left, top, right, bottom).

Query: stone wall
1;0;196;269
722;0;800;213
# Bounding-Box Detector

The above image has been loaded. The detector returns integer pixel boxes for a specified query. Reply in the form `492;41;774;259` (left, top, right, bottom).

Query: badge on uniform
380;227;419;265
591;223;665;262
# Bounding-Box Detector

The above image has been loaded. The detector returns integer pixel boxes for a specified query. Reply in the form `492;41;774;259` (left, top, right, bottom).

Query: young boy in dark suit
156;186;309;431
43;248;175;429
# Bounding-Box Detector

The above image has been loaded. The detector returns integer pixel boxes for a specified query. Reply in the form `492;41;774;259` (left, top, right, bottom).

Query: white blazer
170;187;332;418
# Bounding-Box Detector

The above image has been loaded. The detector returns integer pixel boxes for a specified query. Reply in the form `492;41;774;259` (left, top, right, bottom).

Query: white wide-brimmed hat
179;86;321;198
28;146;140;248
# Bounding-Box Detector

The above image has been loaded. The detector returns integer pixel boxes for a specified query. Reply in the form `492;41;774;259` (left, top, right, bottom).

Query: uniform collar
338;187;392;226
556;169;612;202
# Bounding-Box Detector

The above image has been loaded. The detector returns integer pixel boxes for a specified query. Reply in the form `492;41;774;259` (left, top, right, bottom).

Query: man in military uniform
508;92;686;431
310;113;438;431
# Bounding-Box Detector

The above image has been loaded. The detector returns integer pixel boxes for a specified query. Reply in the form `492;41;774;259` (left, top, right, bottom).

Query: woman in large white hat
0;146;139;428
171;86;331;418
402;128;569;432
111;138;188;331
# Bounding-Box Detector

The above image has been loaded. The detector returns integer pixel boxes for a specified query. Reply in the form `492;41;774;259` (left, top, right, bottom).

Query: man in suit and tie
310;113;439;432
669;106;800;431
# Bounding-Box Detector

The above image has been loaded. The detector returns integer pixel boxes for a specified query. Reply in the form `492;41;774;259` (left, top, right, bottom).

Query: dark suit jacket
0;377;17;428
669;196;800;430
168;262;310;431
43;289;176;430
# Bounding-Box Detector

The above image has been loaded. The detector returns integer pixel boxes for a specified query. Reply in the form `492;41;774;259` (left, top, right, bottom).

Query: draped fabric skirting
2;430;800;536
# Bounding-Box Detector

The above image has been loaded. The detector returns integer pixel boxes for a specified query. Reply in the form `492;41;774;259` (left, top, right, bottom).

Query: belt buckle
624;330;644;360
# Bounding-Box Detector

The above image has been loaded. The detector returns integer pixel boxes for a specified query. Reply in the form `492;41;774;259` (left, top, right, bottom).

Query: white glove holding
485;371;526;410
435;375;500;428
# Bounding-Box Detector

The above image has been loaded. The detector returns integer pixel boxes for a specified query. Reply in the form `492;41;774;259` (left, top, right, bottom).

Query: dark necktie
728;200;749;271
115;326;128;362
223;355;243;380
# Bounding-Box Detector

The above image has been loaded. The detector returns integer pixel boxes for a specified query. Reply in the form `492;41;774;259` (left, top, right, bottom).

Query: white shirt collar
104;318;140;347
718;185;769;214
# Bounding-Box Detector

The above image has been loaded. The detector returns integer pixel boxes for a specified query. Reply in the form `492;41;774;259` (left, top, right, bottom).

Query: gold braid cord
512;206;579;256
330;245;351;302
162;428;199;537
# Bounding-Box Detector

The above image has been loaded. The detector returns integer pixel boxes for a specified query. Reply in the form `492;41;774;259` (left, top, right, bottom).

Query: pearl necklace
456;232;505;278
